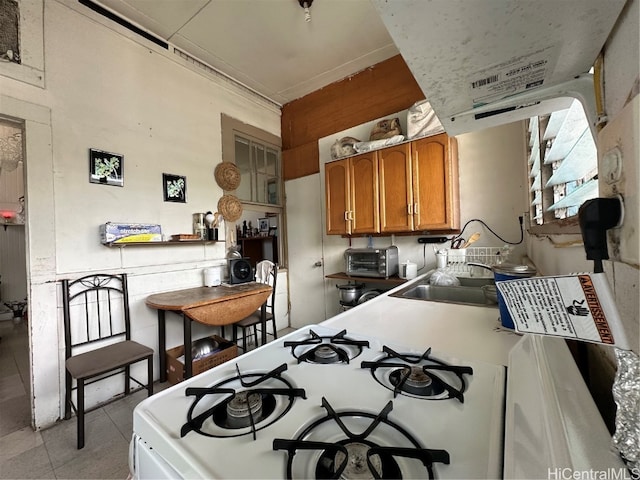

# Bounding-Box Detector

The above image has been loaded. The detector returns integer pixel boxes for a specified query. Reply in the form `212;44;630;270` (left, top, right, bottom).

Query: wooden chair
62;273;153;449
233;261;278;352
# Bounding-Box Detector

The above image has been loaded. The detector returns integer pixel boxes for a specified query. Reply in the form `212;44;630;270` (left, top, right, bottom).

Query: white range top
132;324;506;479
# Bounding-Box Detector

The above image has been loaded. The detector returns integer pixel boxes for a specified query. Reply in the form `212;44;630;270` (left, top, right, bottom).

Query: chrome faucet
466;262;493;277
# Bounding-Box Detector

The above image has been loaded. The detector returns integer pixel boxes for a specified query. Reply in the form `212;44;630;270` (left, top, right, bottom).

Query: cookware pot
357;289;381;304
336;283;364;304
492;263;537;329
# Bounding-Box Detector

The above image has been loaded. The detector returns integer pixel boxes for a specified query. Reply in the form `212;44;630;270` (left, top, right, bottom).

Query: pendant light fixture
298;0;313;23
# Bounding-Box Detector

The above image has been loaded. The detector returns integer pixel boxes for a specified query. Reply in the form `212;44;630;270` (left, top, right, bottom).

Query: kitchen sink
456;276;495;288
390;272;497;307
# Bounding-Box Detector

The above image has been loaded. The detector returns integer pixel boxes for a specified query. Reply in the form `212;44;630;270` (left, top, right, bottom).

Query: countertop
322;272;522;366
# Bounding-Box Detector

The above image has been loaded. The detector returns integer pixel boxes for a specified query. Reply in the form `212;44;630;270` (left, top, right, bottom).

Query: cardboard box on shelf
166;335;238;385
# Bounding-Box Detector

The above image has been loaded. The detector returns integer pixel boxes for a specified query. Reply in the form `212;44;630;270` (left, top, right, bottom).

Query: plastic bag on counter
429;268;460;286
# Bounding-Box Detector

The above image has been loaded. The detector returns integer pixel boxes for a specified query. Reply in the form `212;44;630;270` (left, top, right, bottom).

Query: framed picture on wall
259;217;269;233
162;173;187;203
89;149;124;186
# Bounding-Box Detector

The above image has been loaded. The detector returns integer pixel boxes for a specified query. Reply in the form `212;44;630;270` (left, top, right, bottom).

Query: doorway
0;118;30;434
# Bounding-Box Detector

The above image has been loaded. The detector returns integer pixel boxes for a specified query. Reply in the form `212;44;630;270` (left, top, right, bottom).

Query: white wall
0;0;281;428
598;0;639;355
316;114;528;318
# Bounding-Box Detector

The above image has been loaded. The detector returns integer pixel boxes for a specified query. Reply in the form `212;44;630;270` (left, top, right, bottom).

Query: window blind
528;98;598;224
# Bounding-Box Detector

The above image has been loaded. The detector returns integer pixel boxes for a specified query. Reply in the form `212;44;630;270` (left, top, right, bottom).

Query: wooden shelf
239;235;278;266
326;272;407;285
103;240;219;247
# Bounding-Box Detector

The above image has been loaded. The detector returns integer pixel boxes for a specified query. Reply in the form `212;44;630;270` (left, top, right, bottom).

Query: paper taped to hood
496;273;631;350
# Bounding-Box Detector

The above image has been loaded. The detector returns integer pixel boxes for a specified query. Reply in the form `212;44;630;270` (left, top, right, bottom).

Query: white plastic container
399;261;418;279
203;266;222;287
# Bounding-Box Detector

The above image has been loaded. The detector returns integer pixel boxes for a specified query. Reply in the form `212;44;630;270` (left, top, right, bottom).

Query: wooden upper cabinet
412;134;460;231
325;159;350;235
325;134;459;236
378;143;413;233
349;152;380;235
325;153;380;235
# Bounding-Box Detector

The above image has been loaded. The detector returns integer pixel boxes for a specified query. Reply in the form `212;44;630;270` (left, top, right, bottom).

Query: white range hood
372;0;628;136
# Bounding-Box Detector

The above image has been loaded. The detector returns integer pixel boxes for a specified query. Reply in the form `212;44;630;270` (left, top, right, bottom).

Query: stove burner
284;329;370;364
273;398;449;480
314;345;341;364
326;441;386;479
361;346;473;402
389;366;444;397
224;392;264;428
181;363;306;439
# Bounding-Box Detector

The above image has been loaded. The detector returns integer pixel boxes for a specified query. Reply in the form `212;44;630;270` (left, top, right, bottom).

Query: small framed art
259;217;269;233
89;149;124;186
163;173;186;203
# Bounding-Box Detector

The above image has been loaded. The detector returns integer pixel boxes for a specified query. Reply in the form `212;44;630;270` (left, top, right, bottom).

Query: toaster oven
344;246;399;278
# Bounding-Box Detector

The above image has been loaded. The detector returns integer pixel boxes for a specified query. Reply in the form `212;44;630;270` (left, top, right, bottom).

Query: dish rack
445;246;507;274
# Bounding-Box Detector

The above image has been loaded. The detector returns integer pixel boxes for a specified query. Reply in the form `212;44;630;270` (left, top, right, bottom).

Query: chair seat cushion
66;340;153;379
235;311;273;328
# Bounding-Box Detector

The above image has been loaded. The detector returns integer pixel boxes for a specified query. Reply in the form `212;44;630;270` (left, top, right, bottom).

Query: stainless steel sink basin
390;273;497;307
456;276;495;288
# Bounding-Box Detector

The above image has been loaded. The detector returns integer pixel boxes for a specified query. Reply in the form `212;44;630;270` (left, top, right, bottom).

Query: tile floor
0;318;295;479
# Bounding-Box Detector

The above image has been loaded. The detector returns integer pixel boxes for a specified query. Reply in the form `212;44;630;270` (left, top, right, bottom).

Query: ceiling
93;0;399;106
90;0;629;134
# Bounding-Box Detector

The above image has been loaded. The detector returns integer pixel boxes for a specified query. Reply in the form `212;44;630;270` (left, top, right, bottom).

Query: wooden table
146;282;272;381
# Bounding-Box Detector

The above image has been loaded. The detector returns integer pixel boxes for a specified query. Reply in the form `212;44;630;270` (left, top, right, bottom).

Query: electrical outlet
597;96;638;265
601;147;623;184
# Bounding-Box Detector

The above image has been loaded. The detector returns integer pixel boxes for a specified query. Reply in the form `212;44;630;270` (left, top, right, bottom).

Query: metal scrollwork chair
233;261;278;352
62;273;153;449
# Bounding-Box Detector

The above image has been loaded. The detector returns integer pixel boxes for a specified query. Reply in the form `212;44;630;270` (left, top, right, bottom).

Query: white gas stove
131;325;505;479
130;324;627;479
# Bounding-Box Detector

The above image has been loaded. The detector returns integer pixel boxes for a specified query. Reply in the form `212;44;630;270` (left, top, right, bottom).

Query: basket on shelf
214;162;241;191
217;194;243;222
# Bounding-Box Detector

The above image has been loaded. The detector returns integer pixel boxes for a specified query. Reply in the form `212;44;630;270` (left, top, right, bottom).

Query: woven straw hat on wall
217;194;243;222
214;162;241;191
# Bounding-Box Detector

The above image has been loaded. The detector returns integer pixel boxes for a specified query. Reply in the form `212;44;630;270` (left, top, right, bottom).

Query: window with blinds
528;99;598;225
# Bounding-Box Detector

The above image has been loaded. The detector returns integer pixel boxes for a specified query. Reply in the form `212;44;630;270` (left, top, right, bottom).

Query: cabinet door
412;134;460;230
325;159;351;235
378;143;413;232
349;152;380;234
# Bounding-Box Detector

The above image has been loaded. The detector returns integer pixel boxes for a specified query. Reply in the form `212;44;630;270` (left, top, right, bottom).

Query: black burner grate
361;346;473;402
180;363;306;440
284;329;370;364
273;397;450;479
